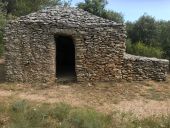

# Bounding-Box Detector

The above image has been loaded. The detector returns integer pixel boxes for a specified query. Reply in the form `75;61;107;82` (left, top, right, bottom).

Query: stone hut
4;6;169;83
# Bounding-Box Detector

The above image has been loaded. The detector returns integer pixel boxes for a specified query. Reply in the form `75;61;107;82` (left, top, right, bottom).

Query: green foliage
0;100;170;128
61;108;111;128
8;101;55;128
62;0;72;7
77;0;107;16
6;101;111;128
2;0;62;16
0;32;4;58
126;15;170;60
158;21;170;59
2;0;73;16
77;0;124;23
126;40;163;58
11;100;28;112
0;0;6;57
101;10;124;23
50;103;71;121
127;14;158;46
9;100;29;128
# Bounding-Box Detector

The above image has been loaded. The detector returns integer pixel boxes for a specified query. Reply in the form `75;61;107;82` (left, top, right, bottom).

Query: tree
0;0;6;57
159;21;170;59
126;21;134;41
62;0;72;7
0;1;6;29
128;14;158;46
1;0;62;16
77;0;107;16
101;10;124;23
77;0;124;23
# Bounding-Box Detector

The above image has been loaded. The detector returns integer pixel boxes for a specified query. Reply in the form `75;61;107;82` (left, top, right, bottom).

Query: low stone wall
122;54;169;81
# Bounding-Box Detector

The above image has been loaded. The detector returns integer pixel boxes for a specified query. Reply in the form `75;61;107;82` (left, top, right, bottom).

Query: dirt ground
0;59;170;118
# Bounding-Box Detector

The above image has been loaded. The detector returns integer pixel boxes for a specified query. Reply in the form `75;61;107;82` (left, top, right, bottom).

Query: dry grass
0;76;169;118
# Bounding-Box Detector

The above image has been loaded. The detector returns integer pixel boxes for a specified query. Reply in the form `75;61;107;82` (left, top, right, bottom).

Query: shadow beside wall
0;59;5;83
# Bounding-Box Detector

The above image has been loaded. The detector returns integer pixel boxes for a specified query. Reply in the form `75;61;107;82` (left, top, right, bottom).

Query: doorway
55;35;76;82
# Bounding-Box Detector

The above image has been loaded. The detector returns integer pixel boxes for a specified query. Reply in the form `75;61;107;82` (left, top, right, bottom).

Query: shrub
9;101;56;128
0;12;6;58
0;31;4;57
0;42;3;57
60;108;111;128
126;40;163;58
0;32;3;58
50;103;72;121
9;100;30;128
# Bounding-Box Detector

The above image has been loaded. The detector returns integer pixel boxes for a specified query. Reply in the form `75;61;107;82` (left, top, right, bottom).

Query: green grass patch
0;100;112;128
0;100;170;128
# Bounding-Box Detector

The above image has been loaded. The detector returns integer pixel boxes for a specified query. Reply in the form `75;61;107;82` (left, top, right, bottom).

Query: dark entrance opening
55;35;76;82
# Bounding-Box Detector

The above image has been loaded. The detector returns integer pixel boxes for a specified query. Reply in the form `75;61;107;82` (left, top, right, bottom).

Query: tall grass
0;100;112;128
0;100;170;128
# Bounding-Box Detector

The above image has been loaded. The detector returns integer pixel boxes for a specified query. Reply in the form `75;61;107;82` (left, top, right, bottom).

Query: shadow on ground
0;59;5;83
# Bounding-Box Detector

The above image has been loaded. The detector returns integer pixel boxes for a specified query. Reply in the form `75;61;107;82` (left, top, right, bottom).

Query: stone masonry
123;54;169;81
3;6;169;83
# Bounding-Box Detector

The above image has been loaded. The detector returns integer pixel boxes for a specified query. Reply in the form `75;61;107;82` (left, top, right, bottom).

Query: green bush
0;12;6;58
0;41;4;57
50;103;72;121
61;108;111;128
126;40;163;58
9;100;30;128
0;32;4;58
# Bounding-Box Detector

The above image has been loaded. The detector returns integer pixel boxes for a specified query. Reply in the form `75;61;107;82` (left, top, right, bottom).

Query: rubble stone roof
16;6;122;27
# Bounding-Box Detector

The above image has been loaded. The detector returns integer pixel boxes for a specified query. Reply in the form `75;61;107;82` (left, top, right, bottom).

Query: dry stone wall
4;6;169;83
122;54;169;81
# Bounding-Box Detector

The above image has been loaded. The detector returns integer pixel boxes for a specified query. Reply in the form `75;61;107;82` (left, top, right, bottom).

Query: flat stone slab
124;53;169;64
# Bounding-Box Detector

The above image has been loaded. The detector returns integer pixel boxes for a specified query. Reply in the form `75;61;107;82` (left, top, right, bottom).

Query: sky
71;0;170;22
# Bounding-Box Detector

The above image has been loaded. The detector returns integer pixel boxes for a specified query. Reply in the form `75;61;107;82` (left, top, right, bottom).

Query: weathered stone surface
3;6;169;83
122;54;169;81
